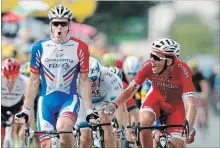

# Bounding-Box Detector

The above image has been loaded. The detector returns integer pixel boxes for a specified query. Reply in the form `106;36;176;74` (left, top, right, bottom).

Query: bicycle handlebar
126;119;190;146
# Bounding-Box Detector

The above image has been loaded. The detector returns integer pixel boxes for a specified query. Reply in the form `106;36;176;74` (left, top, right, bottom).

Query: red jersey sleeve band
30;65;39;74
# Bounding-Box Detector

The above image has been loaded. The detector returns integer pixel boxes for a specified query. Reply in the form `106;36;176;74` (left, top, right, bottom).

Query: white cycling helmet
48;5;73;21
89;57;101;81
123;56;141;76
108;67;122;79
151;38;180;58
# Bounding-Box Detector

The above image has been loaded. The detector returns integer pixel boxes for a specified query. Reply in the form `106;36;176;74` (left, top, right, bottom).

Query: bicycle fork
158;132;169;148
51;136;60;148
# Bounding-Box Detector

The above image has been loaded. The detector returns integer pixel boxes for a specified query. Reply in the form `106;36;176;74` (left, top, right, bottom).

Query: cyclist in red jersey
104;38;197;147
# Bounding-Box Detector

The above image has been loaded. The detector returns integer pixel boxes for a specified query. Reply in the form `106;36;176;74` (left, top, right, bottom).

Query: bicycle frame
73;116;119;148
24;122;73;148
127;119;189;148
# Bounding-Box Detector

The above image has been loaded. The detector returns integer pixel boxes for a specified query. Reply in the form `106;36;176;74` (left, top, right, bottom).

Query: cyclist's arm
184;96;197;132
113;61;150;107
181;63;197;132
199;80;209;98
79;73;92;110
113;82;139;107
22;73;40;110
78;41;92;110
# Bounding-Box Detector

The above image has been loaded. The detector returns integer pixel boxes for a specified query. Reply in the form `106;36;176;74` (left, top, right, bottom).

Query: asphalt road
188;107;220;148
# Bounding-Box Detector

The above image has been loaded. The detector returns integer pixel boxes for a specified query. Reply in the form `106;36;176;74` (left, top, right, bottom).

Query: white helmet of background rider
48;5;73;21
89;57;101;81
123;56;141;76
151;38;180;58
108;67;122;79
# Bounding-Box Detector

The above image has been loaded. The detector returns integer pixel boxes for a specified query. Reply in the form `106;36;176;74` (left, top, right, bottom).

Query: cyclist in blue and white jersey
76;57;124;148
14;5;95;148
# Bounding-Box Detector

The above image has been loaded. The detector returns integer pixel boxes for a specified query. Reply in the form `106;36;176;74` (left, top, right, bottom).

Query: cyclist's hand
102;102;118;115
86;109;100;125
14;108;30;124
113;128;121;140
185;128;196;144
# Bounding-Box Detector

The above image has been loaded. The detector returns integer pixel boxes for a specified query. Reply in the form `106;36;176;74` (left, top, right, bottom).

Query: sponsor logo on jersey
56;49;64;57
152;80;179;89
92;90;101;96
45;58;73;63
111;78;117;84
64;44;75;46
2;93;21;96
62;63;70;70
105;70;113;77
178;64;189;78
46;44;56;48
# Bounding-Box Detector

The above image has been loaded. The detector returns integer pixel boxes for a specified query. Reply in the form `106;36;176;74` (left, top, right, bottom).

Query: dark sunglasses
51;21;69;27
150;53;169;61
89;76;98;81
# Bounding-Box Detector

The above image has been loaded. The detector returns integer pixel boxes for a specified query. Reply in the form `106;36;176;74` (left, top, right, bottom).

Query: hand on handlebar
86;109;100;125
101;101;118;115
14;108;30;124
185;128;196;144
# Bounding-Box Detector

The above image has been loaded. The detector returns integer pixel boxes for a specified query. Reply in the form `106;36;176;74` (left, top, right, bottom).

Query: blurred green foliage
85;1;159;44
170;14;219;57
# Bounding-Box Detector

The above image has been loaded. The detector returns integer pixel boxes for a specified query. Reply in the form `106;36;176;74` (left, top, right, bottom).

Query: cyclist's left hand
113;128;121;140
86;109;100;125
185;129;195;144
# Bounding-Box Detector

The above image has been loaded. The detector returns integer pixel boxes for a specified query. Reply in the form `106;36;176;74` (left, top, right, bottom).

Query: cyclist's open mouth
152;65;156;71
91;81;96;87
58;32;61;36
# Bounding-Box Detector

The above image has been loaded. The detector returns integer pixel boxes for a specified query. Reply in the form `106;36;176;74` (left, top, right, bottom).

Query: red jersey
134;59;195;102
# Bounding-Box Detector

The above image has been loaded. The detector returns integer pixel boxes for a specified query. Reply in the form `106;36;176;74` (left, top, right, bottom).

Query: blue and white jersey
90;67;123;103
30;37;90;97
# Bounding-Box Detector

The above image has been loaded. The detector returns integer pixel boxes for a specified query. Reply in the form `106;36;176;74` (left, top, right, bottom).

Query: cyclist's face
90;80;98;90
51;18;70;41
4;74;18;85
150;51;166;74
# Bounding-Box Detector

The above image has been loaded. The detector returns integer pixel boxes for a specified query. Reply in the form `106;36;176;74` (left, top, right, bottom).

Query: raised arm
79;73;92;110
23;73;40;110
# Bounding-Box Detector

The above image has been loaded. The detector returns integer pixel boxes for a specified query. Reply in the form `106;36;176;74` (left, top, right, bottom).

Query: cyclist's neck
6;81;16;93
51;35;70;44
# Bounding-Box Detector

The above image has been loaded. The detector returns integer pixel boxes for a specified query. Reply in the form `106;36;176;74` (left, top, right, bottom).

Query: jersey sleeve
77;41;90;73
30;42;42;74
179;62;196;98
133;60;152;86
105;70;123;101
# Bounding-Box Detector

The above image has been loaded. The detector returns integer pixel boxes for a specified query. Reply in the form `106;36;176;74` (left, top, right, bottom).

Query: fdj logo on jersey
49;63;70;69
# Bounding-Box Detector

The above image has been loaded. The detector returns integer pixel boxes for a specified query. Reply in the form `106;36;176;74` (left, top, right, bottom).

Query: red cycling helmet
2;58;20;77
115;59;123;69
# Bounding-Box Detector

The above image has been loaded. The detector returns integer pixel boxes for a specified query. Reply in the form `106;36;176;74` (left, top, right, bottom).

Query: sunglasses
89;76;98;81
150;53;169;61
127;72;137;76
51;21;69;27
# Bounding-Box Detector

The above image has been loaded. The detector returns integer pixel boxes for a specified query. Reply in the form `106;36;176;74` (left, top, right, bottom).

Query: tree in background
85;1;159;44
170;14;217;58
